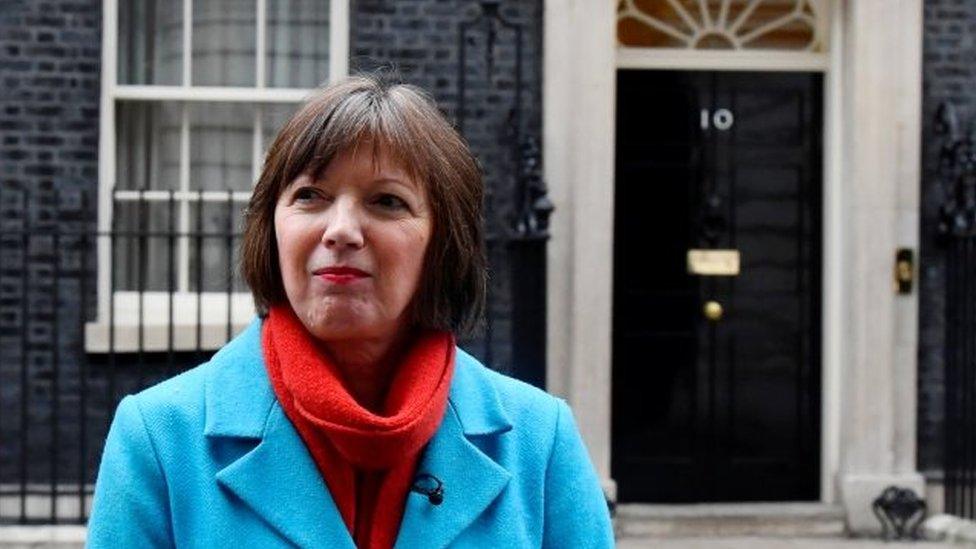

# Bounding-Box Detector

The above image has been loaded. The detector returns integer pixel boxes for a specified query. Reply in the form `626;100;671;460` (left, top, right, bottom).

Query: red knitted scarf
262;305;455;549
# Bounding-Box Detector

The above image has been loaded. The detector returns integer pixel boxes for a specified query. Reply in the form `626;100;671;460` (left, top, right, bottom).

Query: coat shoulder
132;360;211;407
122;360;215;440
453;348;564;440
127;318;267;432
449;348;613;547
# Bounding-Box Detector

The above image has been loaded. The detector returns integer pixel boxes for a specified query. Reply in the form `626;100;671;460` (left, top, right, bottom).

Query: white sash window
89;0;349;352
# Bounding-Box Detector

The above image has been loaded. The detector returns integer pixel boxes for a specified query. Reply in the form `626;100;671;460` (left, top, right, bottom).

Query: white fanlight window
89;0;349;352
616;0;831;70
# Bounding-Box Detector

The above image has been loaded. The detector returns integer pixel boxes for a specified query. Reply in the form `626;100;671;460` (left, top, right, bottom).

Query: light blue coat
86;318;614;548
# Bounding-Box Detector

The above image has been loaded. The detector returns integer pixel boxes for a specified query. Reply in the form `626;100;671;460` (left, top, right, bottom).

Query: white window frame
88;0;349;353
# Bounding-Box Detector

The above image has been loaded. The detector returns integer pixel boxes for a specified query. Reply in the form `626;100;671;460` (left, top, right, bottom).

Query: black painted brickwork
0;0;544;493
918;0;976;474
351;0;544;374
0;0;104;487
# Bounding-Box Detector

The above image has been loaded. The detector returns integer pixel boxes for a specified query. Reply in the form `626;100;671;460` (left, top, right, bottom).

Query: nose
321;198;365;250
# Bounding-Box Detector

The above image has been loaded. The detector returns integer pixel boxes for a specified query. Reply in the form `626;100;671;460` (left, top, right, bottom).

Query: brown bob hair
240;73;486;335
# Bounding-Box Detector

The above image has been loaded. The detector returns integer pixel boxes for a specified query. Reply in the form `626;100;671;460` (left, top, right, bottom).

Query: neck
319;328;414;413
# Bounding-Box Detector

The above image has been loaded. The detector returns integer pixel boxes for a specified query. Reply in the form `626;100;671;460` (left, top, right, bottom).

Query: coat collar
204;317;513;548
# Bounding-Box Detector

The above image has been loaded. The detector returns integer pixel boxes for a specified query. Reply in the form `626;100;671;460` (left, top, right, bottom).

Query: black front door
611;70;822;503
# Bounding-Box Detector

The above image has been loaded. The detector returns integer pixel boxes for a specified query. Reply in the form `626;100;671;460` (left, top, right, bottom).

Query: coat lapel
205;319;355;549
215;405;355;549
394;350;513;549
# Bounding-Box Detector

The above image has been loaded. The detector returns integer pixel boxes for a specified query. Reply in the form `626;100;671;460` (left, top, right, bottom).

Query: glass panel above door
617;0;828;52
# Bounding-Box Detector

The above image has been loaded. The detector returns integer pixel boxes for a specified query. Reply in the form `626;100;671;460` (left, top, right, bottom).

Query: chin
311;323;373;342
300;306;378;341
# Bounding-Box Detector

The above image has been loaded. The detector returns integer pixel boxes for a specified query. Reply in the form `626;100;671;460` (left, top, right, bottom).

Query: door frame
543;0;924;518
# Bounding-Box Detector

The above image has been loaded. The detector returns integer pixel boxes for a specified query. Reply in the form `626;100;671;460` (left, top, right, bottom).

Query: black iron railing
0;187;250;524
458;0;551;387
937;102;976;520
0;176;547;524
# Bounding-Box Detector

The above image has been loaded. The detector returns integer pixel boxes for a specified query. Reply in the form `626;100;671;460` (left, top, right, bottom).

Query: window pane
116;101;181;191
118;0;184;85
261;103;300;153
266;0;330;88
113;199;179;292
192;0;257;86
190;103;254;191
188;200;247;292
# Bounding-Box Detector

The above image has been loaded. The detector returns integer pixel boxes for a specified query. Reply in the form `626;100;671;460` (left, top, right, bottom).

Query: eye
293;187;322;203
374;193;409;211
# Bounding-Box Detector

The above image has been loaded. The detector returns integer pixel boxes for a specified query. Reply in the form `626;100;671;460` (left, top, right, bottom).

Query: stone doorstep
614;502;847;539
923;513;976;544
0;526;85;548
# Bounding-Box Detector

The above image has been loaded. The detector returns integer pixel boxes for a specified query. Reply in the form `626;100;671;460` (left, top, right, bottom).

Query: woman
86;74;613;548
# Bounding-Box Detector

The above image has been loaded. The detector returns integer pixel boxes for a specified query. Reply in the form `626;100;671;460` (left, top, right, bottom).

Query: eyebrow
373;176;421;193
293;172;421;194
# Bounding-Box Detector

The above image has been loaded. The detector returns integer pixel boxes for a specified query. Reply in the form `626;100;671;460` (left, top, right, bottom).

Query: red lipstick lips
314;266;369;284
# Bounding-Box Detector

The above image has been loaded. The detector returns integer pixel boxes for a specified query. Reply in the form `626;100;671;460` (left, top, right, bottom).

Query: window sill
85;292;256;353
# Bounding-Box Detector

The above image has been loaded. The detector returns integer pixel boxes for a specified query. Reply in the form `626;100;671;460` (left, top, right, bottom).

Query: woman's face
274;143;432;342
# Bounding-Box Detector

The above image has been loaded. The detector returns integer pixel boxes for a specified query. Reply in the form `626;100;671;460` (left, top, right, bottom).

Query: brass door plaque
687;249;740;276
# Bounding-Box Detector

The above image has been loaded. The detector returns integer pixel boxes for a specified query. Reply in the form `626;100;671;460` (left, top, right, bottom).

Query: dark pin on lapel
410;473;444;505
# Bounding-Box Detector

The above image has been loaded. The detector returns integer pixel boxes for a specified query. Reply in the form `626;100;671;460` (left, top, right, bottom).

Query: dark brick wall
0;0;104;488
918;0;976;473
0;0;544;499
351;0;544;375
